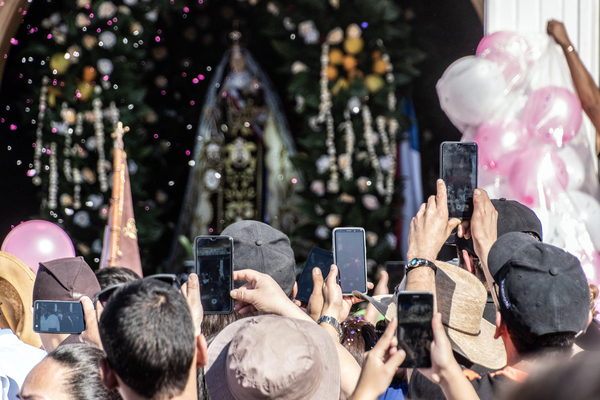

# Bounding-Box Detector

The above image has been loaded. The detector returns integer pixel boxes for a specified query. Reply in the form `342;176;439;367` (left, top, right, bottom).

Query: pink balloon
509;147;568;208
522;86;582;146
476;31;532;86
474;119;530;174
1;220;76;274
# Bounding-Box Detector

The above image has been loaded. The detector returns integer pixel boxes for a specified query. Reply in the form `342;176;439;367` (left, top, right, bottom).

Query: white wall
485;0;599;169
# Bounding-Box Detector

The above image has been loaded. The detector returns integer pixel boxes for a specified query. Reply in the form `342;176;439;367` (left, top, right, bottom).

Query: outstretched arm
547;20;600;154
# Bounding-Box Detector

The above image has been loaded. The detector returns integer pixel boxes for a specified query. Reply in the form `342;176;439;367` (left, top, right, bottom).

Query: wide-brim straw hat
205;314;340;400
354;261;506;370
0;251;42;348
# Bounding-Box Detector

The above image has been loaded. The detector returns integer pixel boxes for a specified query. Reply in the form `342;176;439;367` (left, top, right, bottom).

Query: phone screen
385;261;406;294
33;301;86;334
440;142;478;220
397;291;434;368
296;248;334;303
333;228;367;295
195;236;234;314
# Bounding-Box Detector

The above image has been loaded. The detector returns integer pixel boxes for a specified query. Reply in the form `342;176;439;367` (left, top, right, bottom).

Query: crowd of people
1;19;600;400
1;176;599;400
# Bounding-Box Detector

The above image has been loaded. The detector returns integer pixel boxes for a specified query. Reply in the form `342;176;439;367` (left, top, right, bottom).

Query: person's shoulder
469;366;528;400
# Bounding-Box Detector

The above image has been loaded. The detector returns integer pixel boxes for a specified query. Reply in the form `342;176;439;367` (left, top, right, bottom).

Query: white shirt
0;329;46;400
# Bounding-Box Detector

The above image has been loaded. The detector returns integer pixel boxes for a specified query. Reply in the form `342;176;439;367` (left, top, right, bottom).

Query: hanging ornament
362;106;384;196
298;20;319;44
291;61;308;74
346;23;362;39
48;142;58;210
98;31;117;49
341;110;355;180
92;99;108;192
327;27;344;45
315;225;331;240
362;194;381;210
325;214;342;228
33;76;49;185
310;180;325;196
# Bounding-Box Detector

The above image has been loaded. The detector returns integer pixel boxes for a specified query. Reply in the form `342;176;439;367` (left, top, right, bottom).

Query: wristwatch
406;258;437;274
317;315;343;337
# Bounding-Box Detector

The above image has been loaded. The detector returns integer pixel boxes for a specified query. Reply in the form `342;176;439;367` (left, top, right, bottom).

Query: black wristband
406;258;437;274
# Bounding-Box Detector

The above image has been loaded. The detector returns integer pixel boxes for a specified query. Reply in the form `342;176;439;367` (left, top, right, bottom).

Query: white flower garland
93;98;108;192
341;110;355;180
48;142;58;210
362;105;384;196
33;76;49;186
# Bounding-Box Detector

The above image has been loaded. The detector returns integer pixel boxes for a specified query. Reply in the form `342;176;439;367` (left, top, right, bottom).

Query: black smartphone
33;300;86;334
332;227;367;295
385;261;406;294
440;141;478;220
195;235;234;314
296;247;334;303
397;291;434;368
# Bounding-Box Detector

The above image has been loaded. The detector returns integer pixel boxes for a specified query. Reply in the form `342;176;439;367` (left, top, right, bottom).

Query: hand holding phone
397;291;434;368
296;248;334;304
440;142;478;220
332;227;367;295
195;236;234;314
34;300;86;334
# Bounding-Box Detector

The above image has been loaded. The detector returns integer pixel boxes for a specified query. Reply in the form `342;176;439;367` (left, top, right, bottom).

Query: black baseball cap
488;232;589;343
449;198;543;256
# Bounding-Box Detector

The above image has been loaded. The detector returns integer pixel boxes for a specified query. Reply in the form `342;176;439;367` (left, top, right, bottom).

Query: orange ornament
343;55;358;71
326;65;339;81
82;66;97;82
343;37;364;55
372;59;388;75
372;50;382;60
329;48;344;65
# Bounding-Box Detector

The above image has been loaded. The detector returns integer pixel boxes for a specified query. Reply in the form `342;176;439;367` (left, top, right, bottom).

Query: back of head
221;220;296;297
47;344;121;400
33;257;101;302
340;315;376;367
99;279;195;400
95;267;141;290
488;232;589;355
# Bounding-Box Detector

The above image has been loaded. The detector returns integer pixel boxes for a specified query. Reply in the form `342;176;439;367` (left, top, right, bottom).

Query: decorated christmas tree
3;0;168;272
257;0;422;265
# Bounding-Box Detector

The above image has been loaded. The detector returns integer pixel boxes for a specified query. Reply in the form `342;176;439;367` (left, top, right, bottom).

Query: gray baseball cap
222;221;296;297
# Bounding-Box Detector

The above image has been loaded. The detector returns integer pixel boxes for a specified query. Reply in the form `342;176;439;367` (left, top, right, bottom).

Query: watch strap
317;315;343;336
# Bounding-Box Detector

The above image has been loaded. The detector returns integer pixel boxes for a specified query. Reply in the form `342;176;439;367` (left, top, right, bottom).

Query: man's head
205;315;340;400
20;344;120;400
95;267;141;290
33;257;101;351
98;278;206;400
488;232;590;356
221;220;296;297
454;198;543;283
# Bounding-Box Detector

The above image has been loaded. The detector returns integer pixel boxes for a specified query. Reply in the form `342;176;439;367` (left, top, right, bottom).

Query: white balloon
531;207;565;248
569;190;600;251
437;56;507;127
558;146;586;190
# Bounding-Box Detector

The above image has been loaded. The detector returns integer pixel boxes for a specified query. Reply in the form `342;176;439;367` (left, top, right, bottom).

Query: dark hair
95;267;141;290
340;315;377;367
47;344;121;400
99;279;195;399
508;329;575;358
590;284;598;318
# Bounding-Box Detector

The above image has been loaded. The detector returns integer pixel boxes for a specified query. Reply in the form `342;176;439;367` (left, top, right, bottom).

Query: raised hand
181;273;203;336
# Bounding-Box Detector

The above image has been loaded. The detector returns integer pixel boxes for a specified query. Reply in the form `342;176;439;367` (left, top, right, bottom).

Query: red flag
99;123;143;276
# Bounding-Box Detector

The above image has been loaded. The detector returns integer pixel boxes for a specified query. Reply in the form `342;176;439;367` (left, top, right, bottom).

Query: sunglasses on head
93;274;181;307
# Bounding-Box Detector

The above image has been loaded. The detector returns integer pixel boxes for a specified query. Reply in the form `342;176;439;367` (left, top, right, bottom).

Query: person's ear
99;357;119;391
196;334;208;369
494;310;504;339
462;250;475;275
291;282;298;301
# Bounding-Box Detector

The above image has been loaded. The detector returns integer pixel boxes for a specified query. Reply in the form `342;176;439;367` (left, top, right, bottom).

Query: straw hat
0;251;42;348
354;261;506;370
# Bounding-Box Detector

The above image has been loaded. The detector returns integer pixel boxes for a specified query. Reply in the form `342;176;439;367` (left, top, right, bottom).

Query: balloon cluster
437;30;600;289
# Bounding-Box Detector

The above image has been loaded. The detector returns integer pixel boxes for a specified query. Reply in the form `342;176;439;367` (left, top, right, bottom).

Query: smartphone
440;141;478;220
385;261;406;294
296;247;334;303
332;227;367;295
195;235;234;314
33;300;86;334
397;291;434;368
